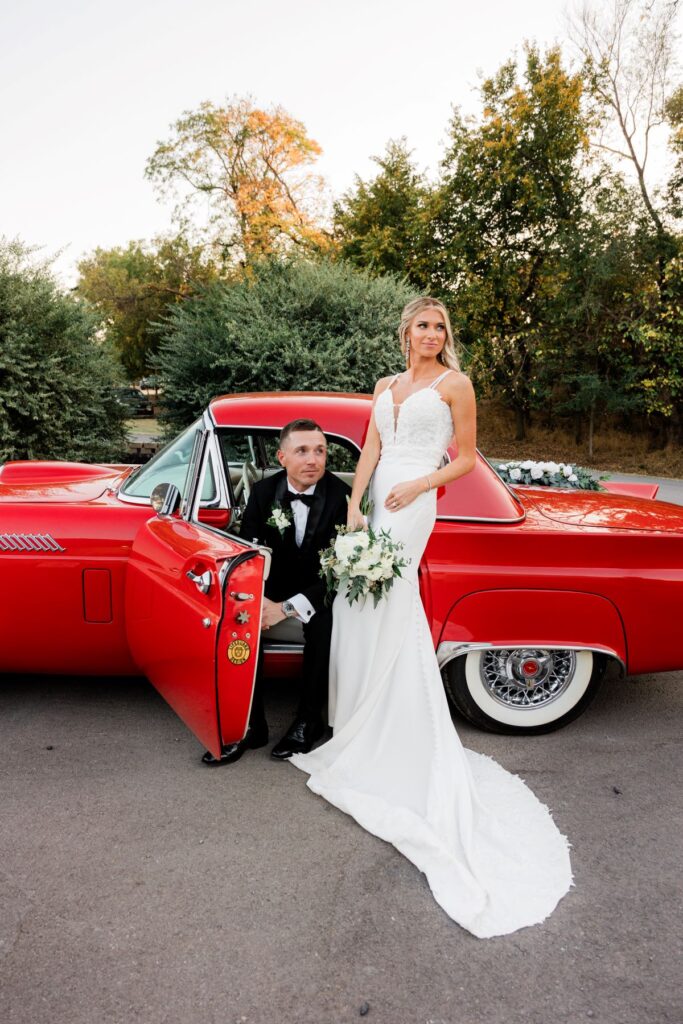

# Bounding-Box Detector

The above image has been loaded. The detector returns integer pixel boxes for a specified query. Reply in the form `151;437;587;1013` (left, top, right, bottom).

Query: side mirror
150;482;181;517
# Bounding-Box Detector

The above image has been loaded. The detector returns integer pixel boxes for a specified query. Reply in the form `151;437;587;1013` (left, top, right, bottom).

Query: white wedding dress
290;371;572;937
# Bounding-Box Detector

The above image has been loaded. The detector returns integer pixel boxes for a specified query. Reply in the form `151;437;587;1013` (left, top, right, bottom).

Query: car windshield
122;420;215;501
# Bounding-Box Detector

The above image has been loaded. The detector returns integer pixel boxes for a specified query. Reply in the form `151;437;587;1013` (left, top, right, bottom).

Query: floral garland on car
494;460;605;491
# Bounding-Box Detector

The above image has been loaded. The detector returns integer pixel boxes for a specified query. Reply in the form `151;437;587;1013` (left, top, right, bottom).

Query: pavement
1;470;682;1024
2;673;681;1024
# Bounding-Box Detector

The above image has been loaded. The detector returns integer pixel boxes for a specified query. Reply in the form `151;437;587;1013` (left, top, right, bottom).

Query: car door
125;515;266;757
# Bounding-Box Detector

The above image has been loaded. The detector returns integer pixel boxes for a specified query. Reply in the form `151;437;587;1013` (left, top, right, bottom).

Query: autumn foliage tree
145;97;330;265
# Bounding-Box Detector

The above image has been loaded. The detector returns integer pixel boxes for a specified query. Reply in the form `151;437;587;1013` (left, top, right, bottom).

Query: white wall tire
444;648;606;734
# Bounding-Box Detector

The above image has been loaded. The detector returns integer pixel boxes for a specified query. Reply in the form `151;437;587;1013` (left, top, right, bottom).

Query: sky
0;0;675;284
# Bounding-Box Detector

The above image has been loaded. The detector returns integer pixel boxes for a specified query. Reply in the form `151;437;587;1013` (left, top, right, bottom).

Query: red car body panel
1;390;681;749
126;518;265;757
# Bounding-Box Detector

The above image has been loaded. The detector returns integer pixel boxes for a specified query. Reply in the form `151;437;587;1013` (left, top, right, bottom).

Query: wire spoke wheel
444;647;607;735
480;648;576;710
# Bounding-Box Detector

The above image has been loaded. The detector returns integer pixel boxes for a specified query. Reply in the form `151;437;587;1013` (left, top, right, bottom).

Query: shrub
0;240;127;462
156;258;417;430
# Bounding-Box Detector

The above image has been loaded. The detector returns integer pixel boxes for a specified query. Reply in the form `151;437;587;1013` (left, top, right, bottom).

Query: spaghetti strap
383;373;401;393
429;369;453;390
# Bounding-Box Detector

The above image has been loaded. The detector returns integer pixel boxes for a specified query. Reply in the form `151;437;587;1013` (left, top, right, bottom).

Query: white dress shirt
286;478;317;623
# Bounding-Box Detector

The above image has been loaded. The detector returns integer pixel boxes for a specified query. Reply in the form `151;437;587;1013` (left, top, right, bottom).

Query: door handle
186;569;212;594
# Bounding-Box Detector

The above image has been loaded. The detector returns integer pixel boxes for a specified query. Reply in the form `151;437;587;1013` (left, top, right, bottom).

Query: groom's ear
276;447;287;468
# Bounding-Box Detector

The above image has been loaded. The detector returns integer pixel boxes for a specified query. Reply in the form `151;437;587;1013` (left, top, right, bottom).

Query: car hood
0;461;133;503
519;486;683;534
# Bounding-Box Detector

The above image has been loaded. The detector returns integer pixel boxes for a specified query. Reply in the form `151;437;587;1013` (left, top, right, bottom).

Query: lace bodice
374;374;454;469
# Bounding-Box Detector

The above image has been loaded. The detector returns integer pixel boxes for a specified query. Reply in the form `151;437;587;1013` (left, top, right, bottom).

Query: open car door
125;516;266;757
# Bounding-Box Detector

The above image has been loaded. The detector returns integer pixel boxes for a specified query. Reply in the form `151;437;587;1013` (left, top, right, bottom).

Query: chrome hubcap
479;648;577;709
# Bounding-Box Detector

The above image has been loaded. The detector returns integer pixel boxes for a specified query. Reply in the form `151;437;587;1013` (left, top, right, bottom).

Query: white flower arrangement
319;525;409;608
266;502;292;536
495;460;605;491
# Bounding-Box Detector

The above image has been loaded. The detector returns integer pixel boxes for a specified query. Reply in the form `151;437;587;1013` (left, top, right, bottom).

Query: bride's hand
347;503;367;531
384;478;428;512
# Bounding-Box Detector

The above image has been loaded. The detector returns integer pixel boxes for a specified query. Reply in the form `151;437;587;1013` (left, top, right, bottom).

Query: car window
216;429;357;510
260;435;357;473
122;420;203;500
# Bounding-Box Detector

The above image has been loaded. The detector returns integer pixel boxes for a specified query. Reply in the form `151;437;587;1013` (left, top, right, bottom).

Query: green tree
537;180;646;454
627;249;683;445
76;235;220;379
0;239;126;462
664;84;683;222
145;96;330;265
333;139;430;285
428;45;591;439
156;258;415;431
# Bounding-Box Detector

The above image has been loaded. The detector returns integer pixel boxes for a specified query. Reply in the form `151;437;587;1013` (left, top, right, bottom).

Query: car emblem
227;639;251;665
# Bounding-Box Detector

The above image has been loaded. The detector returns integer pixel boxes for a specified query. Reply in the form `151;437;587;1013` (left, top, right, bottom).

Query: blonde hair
398;297;460;371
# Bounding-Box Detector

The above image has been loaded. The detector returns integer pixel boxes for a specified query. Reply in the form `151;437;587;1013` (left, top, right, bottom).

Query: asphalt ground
1;473;682;1024
1;665;681;1024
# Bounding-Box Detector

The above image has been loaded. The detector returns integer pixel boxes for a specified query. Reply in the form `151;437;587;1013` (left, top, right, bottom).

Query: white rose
530;466;544;480
334;531;368;563
347;546;378;576
562;466;573;478
520;460;534;470
365;564;385;582
569;473;578;483
545;462;560;474
498;463;508;471
509;467;522;481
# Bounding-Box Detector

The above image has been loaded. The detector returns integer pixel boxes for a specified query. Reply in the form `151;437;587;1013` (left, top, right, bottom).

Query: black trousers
249;606;334;728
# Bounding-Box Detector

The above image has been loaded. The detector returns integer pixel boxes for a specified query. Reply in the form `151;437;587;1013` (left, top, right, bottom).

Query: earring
405;338;410;366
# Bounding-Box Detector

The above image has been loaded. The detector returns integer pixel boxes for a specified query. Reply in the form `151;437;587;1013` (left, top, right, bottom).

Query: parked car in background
1;391;681;758
112;386;153;417
138;375;162;394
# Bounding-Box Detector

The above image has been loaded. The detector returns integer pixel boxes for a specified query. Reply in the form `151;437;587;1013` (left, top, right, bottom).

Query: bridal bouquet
319;526;409;608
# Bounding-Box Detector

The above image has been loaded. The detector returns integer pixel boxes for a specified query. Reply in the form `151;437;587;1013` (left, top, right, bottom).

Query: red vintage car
1;392;680;756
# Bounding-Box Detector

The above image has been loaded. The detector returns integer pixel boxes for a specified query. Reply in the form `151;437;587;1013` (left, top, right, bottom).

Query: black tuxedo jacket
239;469;351;613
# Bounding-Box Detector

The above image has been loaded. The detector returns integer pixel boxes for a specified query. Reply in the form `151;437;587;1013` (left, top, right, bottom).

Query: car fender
436;588;627;671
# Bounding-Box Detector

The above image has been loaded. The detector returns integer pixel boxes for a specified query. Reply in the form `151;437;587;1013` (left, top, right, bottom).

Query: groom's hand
261;597;287;630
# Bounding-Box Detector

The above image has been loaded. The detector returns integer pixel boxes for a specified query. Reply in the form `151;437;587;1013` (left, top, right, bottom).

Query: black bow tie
286;490;316;508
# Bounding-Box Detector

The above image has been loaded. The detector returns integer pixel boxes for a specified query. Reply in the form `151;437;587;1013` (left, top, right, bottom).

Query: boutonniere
267;501;292;536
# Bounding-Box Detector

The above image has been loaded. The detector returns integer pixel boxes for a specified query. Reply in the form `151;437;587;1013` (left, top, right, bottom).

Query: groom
202;419;350;766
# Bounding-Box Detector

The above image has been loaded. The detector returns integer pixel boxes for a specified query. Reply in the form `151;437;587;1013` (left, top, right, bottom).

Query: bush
156;258;417;430
0;240;127;462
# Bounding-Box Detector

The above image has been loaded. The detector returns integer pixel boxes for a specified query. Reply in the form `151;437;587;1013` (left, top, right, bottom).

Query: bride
290;296;572;938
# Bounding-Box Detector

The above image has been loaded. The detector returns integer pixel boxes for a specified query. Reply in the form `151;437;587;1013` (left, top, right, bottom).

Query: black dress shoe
271;718;325;760
201;724;268;766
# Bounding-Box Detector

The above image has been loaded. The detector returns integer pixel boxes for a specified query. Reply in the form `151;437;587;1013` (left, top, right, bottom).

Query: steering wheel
233;460;259;505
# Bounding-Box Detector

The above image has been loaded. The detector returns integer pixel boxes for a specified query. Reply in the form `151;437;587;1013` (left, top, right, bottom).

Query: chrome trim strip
435;512;526;524
436;640;625;674
0;532;66;553
261;642;305;654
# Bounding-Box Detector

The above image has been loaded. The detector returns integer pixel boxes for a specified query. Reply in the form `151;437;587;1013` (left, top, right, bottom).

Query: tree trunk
574;413;583;445
514;405;526;442
588;399;595;459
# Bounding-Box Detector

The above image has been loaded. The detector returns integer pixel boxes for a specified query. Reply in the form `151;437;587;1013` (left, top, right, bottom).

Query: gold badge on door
227;639;251;665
